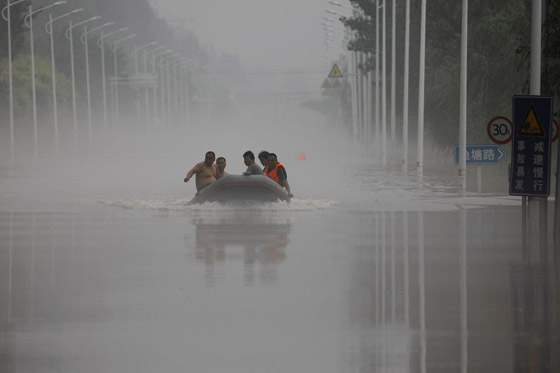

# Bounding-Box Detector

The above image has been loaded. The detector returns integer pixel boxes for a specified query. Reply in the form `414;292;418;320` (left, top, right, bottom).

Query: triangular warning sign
328;64;343;78
519;104;545;137
321;79;331;89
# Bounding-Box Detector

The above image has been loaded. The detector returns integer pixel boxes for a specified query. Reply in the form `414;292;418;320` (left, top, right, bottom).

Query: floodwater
1;117;559;372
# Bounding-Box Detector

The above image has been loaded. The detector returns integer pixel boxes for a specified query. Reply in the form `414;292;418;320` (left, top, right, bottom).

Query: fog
1;1;559;372
149;0;328;72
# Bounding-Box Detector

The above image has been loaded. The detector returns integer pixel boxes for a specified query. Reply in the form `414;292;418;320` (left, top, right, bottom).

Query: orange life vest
265;161;285;184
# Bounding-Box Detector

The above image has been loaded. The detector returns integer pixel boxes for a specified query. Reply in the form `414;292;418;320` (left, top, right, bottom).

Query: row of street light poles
325;0;429;176
2;0;194;162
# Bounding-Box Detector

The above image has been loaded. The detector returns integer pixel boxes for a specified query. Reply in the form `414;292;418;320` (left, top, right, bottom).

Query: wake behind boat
187;175;291;205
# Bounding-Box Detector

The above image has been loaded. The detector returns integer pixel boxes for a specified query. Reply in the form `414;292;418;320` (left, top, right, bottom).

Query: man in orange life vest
265;153;293;197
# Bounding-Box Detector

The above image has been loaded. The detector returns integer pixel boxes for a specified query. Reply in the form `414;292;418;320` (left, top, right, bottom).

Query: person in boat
243;151;264;175
258;150;270;173
183;151;217;192
265;153;293;197
216;157;229;180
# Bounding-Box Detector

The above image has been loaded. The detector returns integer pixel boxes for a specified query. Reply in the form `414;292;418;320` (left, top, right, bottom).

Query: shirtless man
215;157;229;180
184;151;217;191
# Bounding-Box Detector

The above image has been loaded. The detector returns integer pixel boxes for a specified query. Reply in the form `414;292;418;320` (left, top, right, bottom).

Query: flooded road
0;114;559;372
1;180;558;372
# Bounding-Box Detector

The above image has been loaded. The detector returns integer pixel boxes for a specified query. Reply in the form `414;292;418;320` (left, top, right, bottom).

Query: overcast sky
148;0;345;71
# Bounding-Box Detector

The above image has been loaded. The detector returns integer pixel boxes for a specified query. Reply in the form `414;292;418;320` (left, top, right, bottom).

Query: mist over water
1;93;495;214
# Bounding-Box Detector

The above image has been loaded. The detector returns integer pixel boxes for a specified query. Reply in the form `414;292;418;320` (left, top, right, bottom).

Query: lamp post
2;0;27;162
81;22;114;150
382;0;387;167
160;53;181;129
97;27;128;139
45;8;84;155
23;1;67;160
134;41;157;126
144;45;166;131
65;16;101;154
151;49;174;131
157;52;180;130
376;1;381;152
417;0;427;179
391;0;396;164
111;33;136;132
402;0;410;172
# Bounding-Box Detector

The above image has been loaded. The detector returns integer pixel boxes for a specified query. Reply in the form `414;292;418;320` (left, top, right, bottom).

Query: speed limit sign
487;116;513;144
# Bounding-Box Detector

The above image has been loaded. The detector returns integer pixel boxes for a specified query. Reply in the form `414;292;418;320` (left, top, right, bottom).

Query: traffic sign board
487;116;513;144
328;64;343;78
454;145;506;164
509;95;553;197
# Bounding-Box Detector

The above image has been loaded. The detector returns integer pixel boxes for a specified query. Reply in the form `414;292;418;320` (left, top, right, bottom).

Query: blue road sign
454;145;506;164
509;95;553;197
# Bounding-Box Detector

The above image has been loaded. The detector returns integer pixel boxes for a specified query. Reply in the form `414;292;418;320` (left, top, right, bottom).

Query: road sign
487;116;513;144
321;79;331;89
509;95;553;197
328;64;343;78
454;144;506;164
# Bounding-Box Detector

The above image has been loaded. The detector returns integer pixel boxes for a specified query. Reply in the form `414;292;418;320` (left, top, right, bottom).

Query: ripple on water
100;197;341;212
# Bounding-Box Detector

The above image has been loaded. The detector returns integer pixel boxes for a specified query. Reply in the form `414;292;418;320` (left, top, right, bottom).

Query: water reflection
189;210;291;286
510;264;557;372
347;208;559;373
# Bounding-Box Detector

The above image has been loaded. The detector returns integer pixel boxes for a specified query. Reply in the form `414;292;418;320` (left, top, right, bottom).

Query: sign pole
530;0;546;265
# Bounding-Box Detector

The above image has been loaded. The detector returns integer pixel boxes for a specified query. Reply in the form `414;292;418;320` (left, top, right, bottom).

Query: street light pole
402;0;410;172
151;49;174;131
24;1;67;160
382;0;387;167
145;45;166;131
111;33;136;133
65;16;101;155
417;0;427;179
2;0;27;162
45;8;84;155
459;0;468;194
97;27;128;139
391;0;396;163
81;22;114;150
376;1;381;151
134;41;157;126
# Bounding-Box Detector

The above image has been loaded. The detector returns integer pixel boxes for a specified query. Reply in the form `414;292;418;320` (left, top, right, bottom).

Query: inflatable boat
187;175;290;205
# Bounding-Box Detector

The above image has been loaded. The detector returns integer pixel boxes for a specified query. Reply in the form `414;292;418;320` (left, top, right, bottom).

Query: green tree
0;0;30;57
339;0;559;148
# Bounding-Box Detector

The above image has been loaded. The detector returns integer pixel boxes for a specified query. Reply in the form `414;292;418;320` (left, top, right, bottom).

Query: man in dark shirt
243;151;264;175
258;150;270;172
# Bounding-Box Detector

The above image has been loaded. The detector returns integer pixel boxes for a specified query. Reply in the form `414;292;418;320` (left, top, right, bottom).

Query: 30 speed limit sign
487;116;513;144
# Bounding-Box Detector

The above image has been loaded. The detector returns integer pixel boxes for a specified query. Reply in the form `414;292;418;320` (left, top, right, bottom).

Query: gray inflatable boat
187;175;290;205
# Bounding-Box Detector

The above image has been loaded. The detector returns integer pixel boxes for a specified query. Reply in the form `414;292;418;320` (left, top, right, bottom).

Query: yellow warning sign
519;104;545;137
321;79;331;89
328;64;343;78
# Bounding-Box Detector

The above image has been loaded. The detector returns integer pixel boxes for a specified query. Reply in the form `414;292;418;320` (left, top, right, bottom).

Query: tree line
338;0;559;148
0;0;221;150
